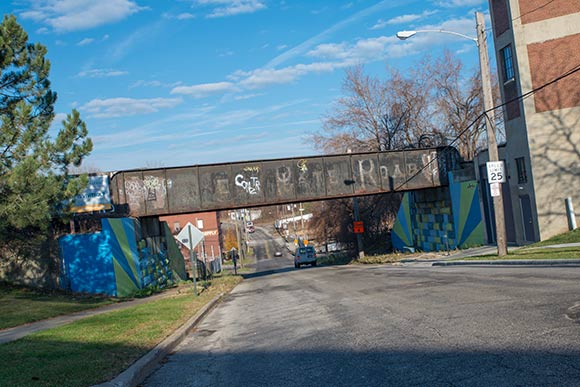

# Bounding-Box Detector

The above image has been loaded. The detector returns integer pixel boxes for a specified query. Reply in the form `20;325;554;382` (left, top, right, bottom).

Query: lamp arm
414;29;477;44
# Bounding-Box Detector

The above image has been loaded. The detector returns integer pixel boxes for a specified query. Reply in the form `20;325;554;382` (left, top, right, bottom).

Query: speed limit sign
486;161;506;183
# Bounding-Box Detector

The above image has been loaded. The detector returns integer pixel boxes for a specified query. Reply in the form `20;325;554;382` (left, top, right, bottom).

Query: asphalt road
144;237;580;386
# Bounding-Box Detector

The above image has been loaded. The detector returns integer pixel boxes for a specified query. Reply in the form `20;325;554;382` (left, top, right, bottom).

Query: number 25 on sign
486;161;506;184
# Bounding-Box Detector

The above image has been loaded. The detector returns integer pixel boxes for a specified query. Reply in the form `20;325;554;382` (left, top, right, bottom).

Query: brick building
479;0;580;243
160;212;222;263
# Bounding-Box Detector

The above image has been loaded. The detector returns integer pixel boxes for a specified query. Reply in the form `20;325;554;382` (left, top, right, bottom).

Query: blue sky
4;0;492;172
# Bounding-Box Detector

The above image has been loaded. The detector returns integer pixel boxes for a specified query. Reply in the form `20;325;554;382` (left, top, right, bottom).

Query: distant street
144;240;580;386
246;226;294;273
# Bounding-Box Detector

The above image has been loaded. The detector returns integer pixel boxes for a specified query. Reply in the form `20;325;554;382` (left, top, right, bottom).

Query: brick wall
528;33;580;112
520;0;580;24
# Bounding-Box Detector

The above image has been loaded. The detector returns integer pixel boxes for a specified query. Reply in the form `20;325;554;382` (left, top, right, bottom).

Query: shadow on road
143;346;580;386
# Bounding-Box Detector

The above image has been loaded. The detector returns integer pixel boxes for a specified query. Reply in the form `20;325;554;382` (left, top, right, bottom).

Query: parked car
294;246;316;268
274;251;282;257
247;225;255;233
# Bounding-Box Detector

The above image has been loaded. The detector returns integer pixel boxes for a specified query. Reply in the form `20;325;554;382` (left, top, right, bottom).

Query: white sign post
176;222;204;296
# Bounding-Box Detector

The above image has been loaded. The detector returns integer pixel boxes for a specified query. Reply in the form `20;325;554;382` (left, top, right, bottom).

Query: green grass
0;275;242;387
317;251;354;266
525;228;580;247
457;229;580;261
318;251;430;266
461;247;580;261
0;284;116;330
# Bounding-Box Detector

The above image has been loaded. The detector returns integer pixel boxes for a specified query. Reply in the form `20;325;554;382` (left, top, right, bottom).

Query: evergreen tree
0;15;93;239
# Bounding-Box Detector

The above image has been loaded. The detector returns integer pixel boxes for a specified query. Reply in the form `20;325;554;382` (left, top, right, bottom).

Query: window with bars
501;45;515;82
516;157;527;184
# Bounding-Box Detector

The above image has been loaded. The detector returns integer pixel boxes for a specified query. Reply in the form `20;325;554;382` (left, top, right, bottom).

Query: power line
393;62;580;191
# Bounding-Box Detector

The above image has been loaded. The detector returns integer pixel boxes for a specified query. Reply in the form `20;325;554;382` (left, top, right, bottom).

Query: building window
501;45;515;82
516;157;527;184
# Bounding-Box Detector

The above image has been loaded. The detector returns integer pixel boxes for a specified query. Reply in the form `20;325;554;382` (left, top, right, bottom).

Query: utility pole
353;197;365;259
476;11;508;257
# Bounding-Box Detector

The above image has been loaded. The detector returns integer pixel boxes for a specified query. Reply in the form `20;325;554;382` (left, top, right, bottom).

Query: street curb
94;292;226;387
432;259;580;266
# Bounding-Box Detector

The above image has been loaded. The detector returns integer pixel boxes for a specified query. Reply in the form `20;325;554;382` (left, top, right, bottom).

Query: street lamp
396;29;476;43
396;12;508;257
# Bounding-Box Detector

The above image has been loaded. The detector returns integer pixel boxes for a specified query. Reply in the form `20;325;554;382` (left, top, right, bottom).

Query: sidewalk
0;288;182;345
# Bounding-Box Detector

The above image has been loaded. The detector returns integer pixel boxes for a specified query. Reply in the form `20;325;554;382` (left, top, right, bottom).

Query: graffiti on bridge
110;147;460;217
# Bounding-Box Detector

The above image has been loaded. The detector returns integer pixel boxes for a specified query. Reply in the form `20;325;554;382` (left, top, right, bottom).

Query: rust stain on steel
110;147;460;217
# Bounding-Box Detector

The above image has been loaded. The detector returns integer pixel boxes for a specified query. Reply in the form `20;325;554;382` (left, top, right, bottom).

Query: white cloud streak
77;69;128;78
81;97;182;118
371;10;438;29
196;0;266;18
77;37;94;46
171;82;238;98
434;0;486;8
19;0;147;32
264;0;409;69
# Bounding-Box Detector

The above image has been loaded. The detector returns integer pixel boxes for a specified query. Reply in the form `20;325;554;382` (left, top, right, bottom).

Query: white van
294;246;317;268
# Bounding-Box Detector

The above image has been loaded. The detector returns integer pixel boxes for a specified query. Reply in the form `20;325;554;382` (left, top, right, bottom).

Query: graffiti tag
235;174;261;195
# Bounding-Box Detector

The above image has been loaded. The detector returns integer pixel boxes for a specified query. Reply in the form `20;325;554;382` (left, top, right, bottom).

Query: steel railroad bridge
109;146;462;218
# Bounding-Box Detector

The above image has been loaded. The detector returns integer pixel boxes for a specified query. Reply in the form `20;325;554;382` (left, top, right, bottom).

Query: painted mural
392;174;483;252
59;218;185;297
450;179;484;248
391;193;414;250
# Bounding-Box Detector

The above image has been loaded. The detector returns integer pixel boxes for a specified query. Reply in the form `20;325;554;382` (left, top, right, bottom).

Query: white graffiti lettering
235;174;261;195
380;165;388;179
357;159;377;189
421;151;439;179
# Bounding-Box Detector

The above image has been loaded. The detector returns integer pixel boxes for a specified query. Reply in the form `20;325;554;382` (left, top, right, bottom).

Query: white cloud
234;63;340;89
177;12;196;20
163;12;196;20
264;0;405;69
307;43;350;59
130;80;182;89
19;0;147;32
196;0;266;18
77;37;94;46
81;97;182;118
434;0;485;8
371;10;438;29
233;93;265;101
307;36;398;62
77;69;128;78
171;82;238;98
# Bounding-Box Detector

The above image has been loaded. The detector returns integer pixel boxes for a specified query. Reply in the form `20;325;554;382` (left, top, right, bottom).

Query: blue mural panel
59;233;116;295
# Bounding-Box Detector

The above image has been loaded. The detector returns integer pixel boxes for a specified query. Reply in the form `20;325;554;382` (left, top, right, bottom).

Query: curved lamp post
396;29;477;43
396;12;508;257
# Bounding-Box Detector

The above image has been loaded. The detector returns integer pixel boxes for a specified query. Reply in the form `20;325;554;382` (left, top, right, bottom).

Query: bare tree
427;51;505;159
312;65;439;153
427;52;485;159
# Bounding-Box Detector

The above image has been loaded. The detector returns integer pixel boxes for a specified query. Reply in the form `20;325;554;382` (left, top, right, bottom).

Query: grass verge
525;228;580;247
0;284;116;330
318;251;426;265
317;251;353;266
457;229;580;261
0;274;242;387
460;247;580;261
